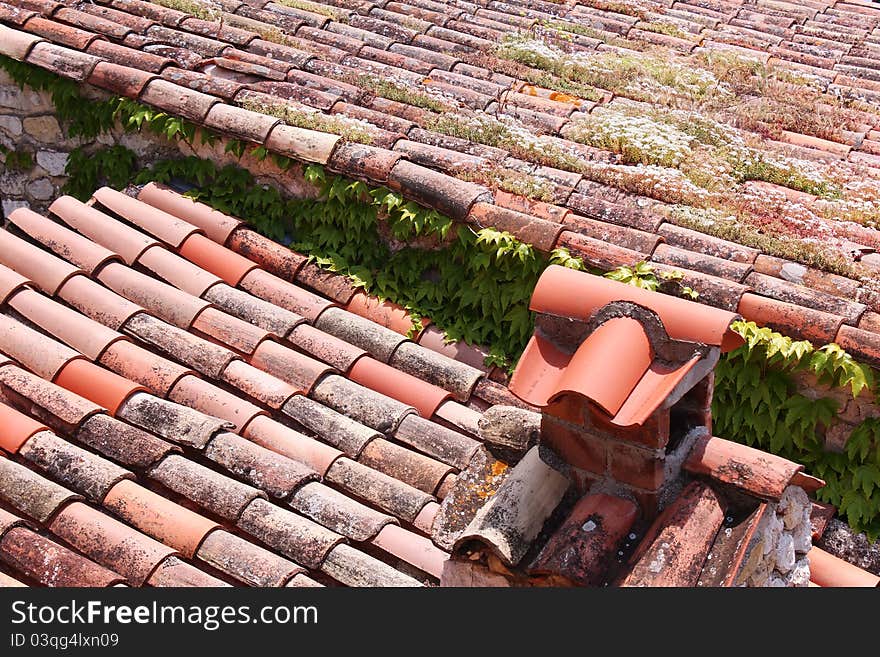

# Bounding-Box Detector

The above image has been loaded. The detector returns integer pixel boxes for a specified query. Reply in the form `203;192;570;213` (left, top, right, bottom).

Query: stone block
22;115;61;143
35;150;68;177
26;177;54;201
0;115;22;137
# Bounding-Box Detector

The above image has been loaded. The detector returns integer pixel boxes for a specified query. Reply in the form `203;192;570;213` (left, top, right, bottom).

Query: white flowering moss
566;107;694;167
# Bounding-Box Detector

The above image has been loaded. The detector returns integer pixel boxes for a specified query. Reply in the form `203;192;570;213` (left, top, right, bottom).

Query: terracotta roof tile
527;265;743;351
454;446;568;567
236;497;343;569
264;123;341;164
359;437;454;494
311;373;415;433
371;523;447;577
226;229;308;279
98;262;212;329
196;528;304;586
148;453;265;521
19;430;131;503
250;339;332;394
529;493;639;586
49;501;176;585
146;555;229;586
49;196;159;265
75;413;178;470
7;288;128;361
220;358;299;407
106;0;187;27
293;261;358;305
22;15;104;50
118;391;230;450
191;306;271;354
394;413;480;469
737;292;844;344
54;358;148;416
0;262;31;307
93;187;204;249
621;482;725;587
434;398;482;436
0;23;44;59
139;77;221;122
0;527;125;587
0;363;103;433
102;479;219;557
122;312;232;379
0;224;82;295
555;230;648;272
281;394;380;457
138;183;244;244
685;434;804;501
697;502;770;587
0;402;49;455
204;430;317;498
349;356;451;418
239;269;333;323
0;313;84;381
325;457;432;522
287;323;366;371
320;542;421;586
98;335;197;395
0;2;38;27
242;414;342;476
0;453;81;523
290;481;394;541
744;271;867;324
78;3;158;33
168;374;265;432
809;546;880;587
416;325;489;372
137;244;222;298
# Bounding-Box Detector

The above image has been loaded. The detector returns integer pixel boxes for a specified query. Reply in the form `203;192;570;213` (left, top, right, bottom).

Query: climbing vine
131;155;582;367
714;321;880;539
5;54;880;538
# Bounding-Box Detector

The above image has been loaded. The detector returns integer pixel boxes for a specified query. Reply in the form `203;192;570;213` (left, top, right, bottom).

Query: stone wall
734;486;813;587
790;369;880;453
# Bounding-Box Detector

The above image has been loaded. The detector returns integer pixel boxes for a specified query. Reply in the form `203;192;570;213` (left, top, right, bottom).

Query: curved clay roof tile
808;547;879;587
178;233;260;287
530;266;743;352
49;196;159;265
0;401;49;454
0;228;82;296
53;359;148;416
93;186;203;248
7;207;120;274
137;244;223;298
8;288;129;361
0;313;84;380
138;182;244;244
349;355;452;418
97;262;212;329
103;479;220;558
56;275;144;331
0;262;32;306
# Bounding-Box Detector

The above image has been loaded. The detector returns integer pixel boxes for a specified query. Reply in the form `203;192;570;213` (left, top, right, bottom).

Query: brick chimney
509;266;743;518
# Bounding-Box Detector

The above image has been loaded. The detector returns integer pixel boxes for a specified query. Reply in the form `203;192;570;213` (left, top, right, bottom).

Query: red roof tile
809;546;880;587
621;482;725;587
138;183;244;244
0;402;49;455
528;266;743;352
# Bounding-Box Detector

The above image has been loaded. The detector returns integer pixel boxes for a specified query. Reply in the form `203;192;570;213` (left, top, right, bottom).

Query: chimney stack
509;266;743;517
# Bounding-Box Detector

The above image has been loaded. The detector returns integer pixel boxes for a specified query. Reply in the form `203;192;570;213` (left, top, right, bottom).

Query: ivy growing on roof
714;321;880;540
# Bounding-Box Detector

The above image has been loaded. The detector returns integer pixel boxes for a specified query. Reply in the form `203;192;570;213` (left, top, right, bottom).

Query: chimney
509;266;743;517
